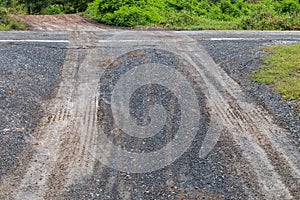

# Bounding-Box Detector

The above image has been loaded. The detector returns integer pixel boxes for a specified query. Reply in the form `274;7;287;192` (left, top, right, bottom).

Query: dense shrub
0;7;27;30
0;7;9;25
241;0;300;30
276;0;300;14
86;0;163;26
219;0;242;17
2;0;300;30
44;4;64;14
0;7;7;17
165;10;200;27
86;0;256;27
242;11;300;30
100;5;160;26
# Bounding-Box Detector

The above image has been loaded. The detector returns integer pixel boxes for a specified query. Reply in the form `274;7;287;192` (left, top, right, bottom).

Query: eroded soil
13;14;116;31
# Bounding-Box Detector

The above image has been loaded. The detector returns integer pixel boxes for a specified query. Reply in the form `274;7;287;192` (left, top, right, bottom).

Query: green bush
276;0;300;14
241;12;299;30
219;0;242;17
0;7;9;25
86;0;162;27
0;7;27;30
44;4;64;14
165;10;199;27
86;0;101;18
192;0;211;16
84;0;300;30
0;7;7;16
241;0;300;30
98;0;147;13
101;5;160;26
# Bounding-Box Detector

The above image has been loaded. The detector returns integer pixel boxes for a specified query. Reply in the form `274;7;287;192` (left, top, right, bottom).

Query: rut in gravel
165;34;299;199
11;31;300;199
14;31;107;199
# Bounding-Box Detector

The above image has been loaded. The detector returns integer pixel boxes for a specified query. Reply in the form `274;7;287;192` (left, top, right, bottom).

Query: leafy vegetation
252;44;300;100
85;0;300;30
241;0;300;30
0;0;94;15
0;7;26;30
0;0;299;30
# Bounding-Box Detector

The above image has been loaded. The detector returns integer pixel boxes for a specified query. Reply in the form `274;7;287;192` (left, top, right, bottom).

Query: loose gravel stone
200;40;300;145
0;42;67;179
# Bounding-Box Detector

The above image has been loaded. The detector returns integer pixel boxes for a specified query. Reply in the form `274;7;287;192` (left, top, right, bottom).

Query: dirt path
12;31;103;199
13;14;115;31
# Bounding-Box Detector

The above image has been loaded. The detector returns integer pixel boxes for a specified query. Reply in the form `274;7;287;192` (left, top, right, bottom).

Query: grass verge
252;44;300;101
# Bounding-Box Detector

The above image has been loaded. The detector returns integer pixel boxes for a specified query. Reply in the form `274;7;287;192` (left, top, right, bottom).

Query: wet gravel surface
0;42;67;180
199;40;300;145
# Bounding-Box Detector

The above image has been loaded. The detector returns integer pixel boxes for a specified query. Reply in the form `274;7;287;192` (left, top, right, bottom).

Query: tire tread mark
226;93;299;198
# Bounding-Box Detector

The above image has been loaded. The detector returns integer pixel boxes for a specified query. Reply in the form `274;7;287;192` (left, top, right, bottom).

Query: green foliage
1;0;300;30
276;0;300;14
85;0;300;29
86;0;163;26
241;0;300;30
0;7;9;24
0;0;93;14
85;0;101;18
220;0;242;17
61;0;94;14
44;4;64;14
100;5;160;26
1;0;13;7
241;11;300;30
0;7;27;30
165;10;199;27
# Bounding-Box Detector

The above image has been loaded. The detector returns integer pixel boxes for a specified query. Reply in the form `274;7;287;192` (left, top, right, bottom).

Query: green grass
252;44;300;100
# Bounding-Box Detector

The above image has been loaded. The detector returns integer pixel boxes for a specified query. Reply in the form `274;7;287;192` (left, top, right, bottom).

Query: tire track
14;32;81;199
62;33;106;188
44;123;80;198
164;34;299;199
7;30;299;199
90;31;299;199
103;32;298;198
14;31;107;199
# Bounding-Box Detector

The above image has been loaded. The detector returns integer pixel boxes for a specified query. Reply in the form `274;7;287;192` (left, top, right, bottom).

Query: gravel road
0;29;300;200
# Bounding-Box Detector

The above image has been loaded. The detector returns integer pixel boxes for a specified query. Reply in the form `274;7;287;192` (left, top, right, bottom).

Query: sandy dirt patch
13;14;116;31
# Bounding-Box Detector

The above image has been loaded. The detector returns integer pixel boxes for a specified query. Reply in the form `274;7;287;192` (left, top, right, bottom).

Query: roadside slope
13;14;115;31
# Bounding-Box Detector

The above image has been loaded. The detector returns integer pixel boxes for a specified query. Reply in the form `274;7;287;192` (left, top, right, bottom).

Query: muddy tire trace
14;31;105;199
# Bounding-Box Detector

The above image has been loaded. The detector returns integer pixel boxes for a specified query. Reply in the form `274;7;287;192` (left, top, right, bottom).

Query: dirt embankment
13;14;115;31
